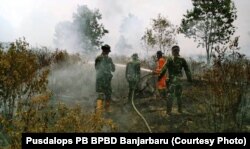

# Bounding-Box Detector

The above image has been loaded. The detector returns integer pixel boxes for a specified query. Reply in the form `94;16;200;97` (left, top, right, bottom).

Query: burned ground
49;62;250;132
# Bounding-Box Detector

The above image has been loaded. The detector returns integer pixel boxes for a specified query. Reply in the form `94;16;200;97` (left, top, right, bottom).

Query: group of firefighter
94;44;192;116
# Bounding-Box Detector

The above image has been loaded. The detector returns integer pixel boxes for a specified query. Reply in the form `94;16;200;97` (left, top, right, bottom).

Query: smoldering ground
47;57;171;132
47;57;250;132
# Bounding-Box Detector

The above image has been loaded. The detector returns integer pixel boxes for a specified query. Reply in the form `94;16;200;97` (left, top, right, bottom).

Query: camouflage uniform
95;54;115;101
160;56;192;113
126;54;141;102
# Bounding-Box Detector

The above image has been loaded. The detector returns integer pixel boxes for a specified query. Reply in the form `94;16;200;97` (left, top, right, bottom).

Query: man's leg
159;89;167;100
128;88;132;102
128;82;133;103
176;85;183;113
167;85;174;114
96;92;104;115
104;81;112;113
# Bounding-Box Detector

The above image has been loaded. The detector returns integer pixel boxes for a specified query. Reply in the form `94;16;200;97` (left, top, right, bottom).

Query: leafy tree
179;0;237;64
0;38;49;119
141;14;177;54
54;5;108;53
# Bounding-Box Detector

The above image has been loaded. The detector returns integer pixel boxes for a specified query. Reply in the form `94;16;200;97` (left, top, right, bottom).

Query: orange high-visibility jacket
155;57;167;89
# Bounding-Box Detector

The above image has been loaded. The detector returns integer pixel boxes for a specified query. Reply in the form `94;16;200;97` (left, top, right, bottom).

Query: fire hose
131;89;152;133
131;73;154;133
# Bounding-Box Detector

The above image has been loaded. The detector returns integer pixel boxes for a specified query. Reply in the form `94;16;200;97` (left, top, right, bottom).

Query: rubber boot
95;99;103;116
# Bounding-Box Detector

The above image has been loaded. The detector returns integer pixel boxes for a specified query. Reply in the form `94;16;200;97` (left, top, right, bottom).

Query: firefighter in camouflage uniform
126;53;141;103
159;45;192;114
95;44;115;114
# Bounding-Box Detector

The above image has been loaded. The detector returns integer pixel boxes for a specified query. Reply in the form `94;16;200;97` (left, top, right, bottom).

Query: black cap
101;44;111;52
172;45;180;52
156;51;163;56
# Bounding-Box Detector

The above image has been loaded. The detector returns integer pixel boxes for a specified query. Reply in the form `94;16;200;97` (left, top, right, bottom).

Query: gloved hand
150;70;154;74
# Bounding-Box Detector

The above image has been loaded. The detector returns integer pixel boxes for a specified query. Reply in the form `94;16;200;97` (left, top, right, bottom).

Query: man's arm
137;62;141;81
95;57;100;70
158;64;167;80
182;58;192;82
109;58;115;72
138;63;141;78
125;63;129;80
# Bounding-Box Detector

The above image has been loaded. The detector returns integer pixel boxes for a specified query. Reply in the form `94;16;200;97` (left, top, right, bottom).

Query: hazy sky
0;0;249;57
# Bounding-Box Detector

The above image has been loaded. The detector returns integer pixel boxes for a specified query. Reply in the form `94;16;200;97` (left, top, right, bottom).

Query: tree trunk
206;41;210;64
206;49;210;64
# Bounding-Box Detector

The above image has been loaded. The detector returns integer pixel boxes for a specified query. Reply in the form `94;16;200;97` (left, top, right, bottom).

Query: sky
0;0;249;57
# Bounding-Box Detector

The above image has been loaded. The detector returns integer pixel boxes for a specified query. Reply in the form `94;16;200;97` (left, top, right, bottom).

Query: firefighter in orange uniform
153;51;167;100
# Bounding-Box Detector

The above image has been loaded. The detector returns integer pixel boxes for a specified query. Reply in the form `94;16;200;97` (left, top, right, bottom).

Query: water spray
52;60;155;132
88;61;152;72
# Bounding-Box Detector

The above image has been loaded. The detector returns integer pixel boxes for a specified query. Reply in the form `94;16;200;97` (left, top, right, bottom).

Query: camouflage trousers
96;76;112;100
167;77;183;113
128;80;139;102
157;89;167;100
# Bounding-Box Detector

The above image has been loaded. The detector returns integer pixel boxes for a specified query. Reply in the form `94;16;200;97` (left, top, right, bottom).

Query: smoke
0;16;15;42
48;62;97;112
114;36;133;56
47;61;142;129
53;21;83;53
114;13;145;57
53;9;145;58
48;60;130;112
1;0;250;57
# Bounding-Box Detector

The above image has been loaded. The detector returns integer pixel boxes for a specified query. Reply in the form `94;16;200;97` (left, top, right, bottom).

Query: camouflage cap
132;53;139;58
101;44;111;52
